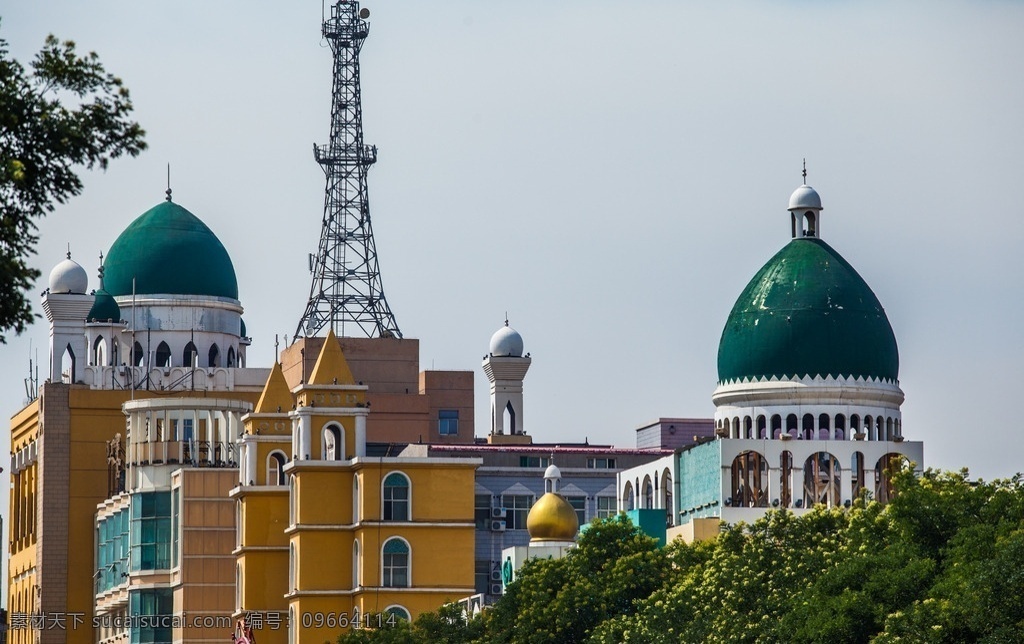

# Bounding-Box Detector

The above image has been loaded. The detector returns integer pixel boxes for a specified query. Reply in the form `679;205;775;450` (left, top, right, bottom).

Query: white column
355;414;366;458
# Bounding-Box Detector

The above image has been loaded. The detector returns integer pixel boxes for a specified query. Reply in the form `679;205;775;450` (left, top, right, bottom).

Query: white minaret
483;320;531;444
42;253;93;383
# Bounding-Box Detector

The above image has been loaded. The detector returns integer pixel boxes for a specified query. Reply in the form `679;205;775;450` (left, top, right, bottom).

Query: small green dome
718;238;898;383
87;288;121;323
104;201;238;299
240;318;247;337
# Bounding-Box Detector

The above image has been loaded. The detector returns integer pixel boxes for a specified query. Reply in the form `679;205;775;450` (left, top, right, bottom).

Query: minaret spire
295;0;401;340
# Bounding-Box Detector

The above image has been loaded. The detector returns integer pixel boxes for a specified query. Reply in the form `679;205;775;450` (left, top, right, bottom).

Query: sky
2;1;1023;488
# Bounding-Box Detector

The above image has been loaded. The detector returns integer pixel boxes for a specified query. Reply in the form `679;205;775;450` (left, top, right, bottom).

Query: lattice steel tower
296;1;401;339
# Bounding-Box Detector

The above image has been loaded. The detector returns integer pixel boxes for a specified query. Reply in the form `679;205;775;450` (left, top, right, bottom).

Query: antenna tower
295;0;401;339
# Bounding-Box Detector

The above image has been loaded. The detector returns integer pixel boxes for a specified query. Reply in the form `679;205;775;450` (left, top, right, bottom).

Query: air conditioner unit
490;569;502;582
490;584;504;595
490;520;506;532
490;507;506;519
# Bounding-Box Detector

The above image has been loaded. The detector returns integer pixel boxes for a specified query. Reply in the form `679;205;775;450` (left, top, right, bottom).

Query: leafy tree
0;25;145;341
341;467;1024;643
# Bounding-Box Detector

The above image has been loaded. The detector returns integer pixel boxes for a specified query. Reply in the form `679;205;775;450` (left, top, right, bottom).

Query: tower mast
296;0;401;339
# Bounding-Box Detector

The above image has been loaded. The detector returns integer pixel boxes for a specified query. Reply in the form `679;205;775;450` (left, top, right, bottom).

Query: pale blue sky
3;1;1023;489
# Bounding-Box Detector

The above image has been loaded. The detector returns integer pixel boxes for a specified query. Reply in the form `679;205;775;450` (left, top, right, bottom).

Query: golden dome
527;492;579;543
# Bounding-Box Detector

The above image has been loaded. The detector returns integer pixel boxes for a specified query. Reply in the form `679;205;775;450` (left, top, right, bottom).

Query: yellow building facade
234;331;479;643
9;200;481;644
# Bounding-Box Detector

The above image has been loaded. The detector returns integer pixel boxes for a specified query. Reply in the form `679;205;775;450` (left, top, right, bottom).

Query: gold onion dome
527;493;579;542
527;464;579;543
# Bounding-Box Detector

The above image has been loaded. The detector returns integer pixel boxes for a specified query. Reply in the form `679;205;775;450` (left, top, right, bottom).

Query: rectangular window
587;458;617;469
596;496;617;519
519;456;550;468
475;494;492;531
567;496;586;526
130;492;172;571
129;588;173;644
475;560;490;594
502;494;533;530
171;487;180;567
438;409;459;436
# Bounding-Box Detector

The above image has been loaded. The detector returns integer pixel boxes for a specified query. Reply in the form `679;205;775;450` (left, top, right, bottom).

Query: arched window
208;344;220;368
227;347;236;368
353;474;360;524
756;415;767;439
803;452;841;508
132;341;144;367
641;475;654;509
818;414;831;440
770;415;782;439
731;416;740;439
381;538;410;588
661;468;673;526
865;415;875;441
743;416;753;439
731;451;768;507
352;540;361;588
156;342;172;368
182;342;198;368
385;606;410;622
383;472;410;521
322;424;343;460
93;336;107;366
267;451;286;486
802;413;814;440
874;453;905;503
786;414;798;438
622;481;635;511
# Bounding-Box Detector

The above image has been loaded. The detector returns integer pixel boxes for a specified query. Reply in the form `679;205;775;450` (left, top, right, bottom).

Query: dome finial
66;243;71;260
802;158;807;184
504;311;509;327
97;252;105;284
165;163;173;202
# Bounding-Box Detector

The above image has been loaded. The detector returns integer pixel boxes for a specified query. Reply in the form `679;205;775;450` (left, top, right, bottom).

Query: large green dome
104;201;238;299
717;238;898;383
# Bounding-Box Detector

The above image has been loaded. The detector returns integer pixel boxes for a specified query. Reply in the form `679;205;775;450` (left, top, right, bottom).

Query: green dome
104;201;238;299
718;238;898;383
87;288;121;323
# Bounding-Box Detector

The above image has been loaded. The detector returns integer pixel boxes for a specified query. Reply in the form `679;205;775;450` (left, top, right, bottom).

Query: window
182;342;198;368
567;496;586;526
383;473;410;521
353;540;361;587
323;425;342;460
130;492;171;571
475;560;490;594
519;456;550;468
385;606;411;622
129;588;173;643
95;508;130;593
596;496;616;519
438;409;459;436
208;343;220;368
502;495;533;530
171;488;180;567
475;494;492;530
267;451;287;485
382;538;410;587
587;458;616;469
156;342;171;368
353;474;360;524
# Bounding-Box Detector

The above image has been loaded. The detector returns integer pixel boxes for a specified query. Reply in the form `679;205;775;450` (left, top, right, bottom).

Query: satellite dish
359;8;370;19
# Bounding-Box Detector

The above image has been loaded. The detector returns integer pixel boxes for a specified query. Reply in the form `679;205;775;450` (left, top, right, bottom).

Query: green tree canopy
341;467;1024;644
0;24;145;342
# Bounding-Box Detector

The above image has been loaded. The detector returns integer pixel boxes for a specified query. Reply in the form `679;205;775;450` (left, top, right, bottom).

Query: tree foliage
340;467;1024;643
0;24;145;341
